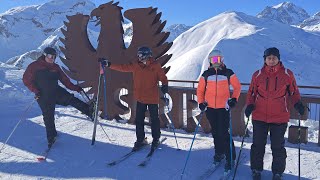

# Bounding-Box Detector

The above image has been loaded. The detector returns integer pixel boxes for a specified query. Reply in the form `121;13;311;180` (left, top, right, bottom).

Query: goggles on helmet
137;54;148;61
209;56;222;64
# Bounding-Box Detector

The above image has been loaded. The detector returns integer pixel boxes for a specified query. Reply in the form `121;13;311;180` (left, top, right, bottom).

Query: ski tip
37;157;45;161
138;163;146;167
107;162;116;166
177;148;181;151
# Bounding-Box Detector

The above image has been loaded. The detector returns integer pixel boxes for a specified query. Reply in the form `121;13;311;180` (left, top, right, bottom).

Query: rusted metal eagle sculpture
59;1;172;121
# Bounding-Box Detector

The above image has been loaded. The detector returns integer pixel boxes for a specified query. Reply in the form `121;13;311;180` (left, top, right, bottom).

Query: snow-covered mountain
6;25;99;69
1;1;190;68
0;0;96;61
2;1;320;88
166;11;320;87
165;24;192;42
257;2;310;25
299;12;320;34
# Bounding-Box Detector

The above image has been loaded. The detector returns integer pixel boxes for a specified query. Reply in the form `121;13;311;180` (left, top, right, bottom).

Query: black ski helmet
137;46;152;61
263;47;280;60
43;47;57;56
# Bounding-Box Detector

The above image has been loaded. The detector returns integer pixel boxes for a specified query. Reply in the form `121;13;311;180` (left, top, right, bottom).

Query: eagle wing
123;7;173;69
59;14;99;95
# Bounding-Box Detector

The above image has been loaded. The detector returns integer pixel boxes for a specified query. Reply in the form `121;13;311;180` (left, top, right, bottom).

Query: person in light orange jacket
197;49;241;172
102;47;168;150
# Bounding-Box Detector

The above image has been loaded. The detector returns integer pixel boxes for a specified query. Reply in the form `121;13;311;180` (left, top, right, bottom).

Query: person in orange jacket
197;49;241;172
245;47;305;180
102;46;168;150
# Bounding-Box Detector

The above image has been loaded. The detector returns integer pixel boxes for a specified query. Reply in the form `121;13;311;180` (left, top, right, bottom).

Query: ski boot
252;169;262;180
132;138;148;151
213;154;225;164
47;136;57;148
272;173;283;180
151;138;160;150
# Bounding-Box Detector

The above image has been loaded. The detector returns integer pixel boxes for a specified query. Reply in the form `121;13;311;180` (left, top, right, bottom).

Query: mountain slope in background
1;1;320;87
166;11;320;87
299;12;320;34
0;0;95;61
257;2;310;25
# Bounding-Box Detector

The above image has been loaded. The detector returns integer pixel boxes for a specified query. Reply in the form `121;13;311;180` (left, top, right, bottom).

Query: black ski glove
199;102;208;112
228;98;237;108
34;92;41;100
245;104;255;118
294;101;305;116
75;85;83;93
98;58;111;67
161;85;168;94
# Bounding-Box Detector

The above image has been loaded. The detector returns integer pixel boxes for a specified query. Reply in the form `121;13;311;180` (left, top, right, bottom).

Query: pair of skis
107;137;167;167
198;155;246;180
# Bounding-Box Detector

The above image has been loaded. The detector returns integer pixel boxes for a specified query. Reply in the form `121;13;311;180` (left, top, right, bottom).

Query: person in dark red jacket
245;47;305;180
23;47;93;148
102;46;168;150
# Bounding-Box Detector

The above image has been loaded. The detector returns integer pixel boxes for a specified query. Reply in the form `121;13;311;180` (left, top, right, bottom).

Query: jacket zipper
284;96;288;112
215;69;218;108
266;77;269;122
275;77;278;91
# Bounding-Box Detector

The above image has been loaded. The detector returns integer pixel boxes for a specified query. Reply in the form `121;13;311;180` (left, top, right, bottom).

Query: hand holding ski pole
98;58;111;68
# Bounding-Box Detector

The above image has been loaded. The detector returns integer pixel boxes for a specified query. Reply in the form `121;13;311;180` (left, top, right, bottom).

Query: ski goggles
44;53;56;60
209;56;222;64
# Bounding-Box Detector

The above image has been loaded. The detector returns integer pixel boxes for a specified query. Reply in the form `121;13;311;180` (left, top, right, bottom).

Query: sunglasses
209;56;222;64
45;54;56;60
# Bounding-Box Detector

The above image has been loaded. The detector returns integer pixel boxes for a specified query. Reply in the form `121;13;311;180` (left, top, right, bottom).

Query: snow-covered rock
257;2;310;25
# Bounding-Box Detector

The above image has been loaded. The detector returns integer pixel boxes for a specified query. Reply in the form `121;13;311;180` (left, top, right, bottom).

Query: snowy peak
0;0;96;61
165;24;192;42
299;12;320;32
257;2;310;25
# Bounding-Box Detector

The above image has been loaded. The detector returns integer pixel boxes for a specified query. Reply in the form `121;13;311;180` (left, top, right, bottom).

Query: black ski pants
205;108;236;162
135;101;161;142
250;120;287;174
37;86;89;143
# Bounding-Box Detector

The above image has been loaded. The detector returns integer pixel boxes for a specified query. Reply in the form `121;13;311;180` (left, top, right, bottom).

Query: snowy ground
0;102;320;180
0;64;320;180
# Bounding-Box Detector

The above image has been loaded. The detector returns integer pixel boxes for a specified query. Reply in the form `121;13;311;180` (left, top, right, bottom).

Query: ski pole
80;89;113;142
80;89;91;102
0;99;36;153
91;71;103;145
181;111;205;180
298;114;301;180
163;93;180;151
99;59;108;119
232;117;250;180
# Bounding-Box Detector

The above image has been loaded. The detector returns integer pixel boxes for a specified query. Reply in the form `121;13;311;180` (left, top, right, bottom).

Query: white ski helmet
208;49;224;68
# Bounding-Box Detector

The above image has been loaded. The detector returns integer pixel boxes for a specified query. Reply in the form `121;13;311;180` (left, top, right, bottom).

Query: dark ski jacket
23;56;80;99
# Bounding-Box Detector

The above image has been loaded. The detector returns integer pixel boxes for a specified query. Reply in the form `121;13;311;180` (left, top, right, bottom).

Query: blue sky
0;0;319;26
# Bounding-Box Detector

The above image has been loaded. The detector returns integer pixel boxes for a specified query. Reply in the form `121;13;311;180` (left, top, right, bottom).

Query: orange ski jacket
197;65;241;109
110;58;168;104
